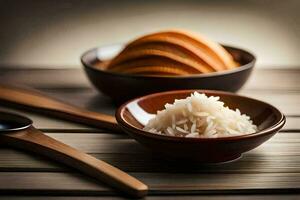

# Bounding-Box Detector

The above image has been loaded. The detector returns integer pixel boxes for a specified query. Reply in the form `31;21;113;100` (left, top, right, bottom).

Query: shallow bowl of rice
116;90;285;163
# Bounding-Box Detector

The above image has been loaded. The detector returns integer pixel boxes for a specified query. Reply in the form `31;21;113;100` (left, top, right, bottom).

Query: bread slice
106;29;238;75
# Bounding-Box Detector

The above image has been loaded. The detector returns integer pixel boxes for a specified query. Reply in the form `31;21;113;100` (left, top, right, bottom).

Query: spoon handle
0;84;120;132
2;126;148;197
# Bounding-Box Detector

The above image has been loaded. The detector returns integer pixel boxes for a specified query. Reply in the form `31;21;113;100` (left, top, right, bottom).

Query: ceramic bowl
81;44;256;104
116;90;285;163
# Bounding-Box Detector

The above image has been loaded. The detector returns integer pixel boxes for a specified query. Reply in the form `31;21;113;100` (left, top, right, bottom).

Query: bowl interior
119;90;283;134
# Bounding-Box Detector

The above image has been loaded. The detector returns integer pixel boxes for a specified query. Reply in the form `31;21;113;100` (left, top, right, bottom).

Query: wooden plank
238;90;300;116
0;68;299;197
0;106;298;130
0;68;89;89
0;172;111;195
1;150;300;173
0;106;97;130
284;117;300;131
45;88;300;116
1;68;299;91
42;88;115;116
2;195;300;200
0;89;299;130
0;132;300;173
43;88;300;117
0;132;298;154
0;172;299;195
0;69;299;131
243;68;300;91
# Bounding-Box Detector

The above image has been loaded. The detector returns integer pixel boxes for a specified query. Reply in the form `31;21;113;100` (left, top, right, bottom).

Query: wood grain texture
0;106;298;131
0;68;299;198
1;195;300;200
4;132;300;155
0;132;299;173
239;90;300;116
0;172;299;195
0;88;298;132
1;68;299;91
284;117;300;131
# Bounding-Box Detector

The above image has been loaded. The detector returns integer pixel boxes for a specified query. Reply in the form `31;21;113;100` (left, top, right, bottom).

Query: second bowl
81;44;255;103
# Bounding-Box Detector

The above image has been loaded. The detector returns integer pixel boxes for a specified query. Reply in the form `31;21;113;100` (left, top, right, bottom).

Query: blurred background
0;0;299;69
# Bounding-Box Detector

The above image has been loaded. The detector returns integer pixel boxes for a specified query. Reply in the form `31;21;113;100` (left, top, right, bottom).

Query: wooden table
0;67;299;199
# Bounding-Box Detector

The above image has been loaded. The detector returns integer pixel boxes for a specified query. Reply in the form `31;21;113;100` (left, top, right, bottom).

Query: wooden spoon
0;84;120;132
0;111;148;198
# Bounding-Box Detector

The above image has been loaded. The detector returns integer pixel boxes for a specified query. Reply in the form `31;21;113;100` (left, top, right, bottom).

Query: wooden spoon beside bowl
0;85;285;164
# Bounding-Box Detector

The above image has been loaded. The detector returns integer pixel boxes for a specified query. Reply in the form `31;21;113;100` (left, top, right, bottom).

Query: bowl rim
116;89;286;142
81;44;256;79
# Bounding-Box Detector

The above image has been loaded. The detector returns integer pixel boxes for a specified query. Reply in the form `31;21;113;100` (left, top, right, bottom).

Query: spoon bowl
116;90;285;163
0;111;32;132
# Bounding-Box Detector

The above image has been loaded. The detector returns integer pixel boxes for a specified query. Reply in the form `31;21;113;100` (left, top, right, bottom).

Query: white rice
143;92;257;138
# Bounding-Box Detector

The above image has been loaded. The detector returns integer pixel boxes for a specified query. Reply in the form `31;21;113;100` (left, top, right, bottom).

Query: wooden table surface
0;67;299;199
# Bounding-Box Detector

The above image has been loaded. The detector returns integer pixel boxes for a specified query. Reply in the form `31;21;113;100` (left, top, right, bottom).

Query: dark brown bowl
81;44;256;104
116;90;285;163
